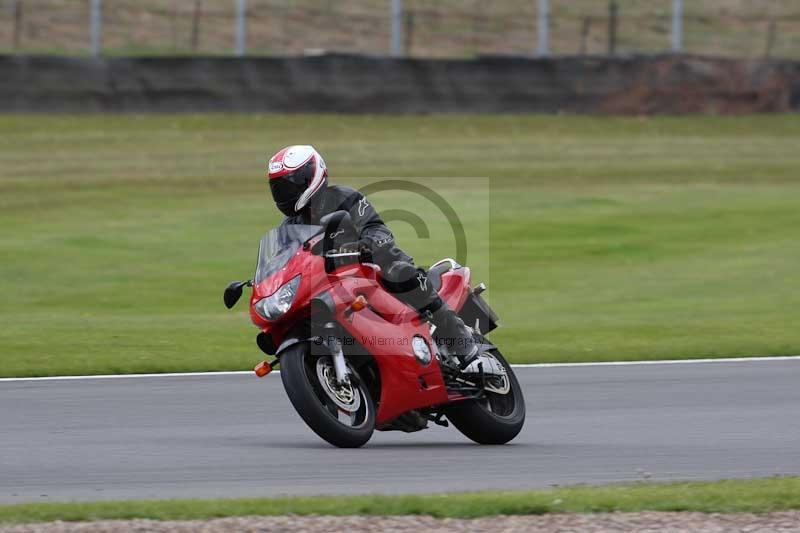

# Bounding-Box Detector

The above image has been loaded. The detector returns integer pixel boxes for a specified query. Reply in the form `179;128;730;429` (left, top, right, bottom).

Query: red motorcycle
224;211;525;447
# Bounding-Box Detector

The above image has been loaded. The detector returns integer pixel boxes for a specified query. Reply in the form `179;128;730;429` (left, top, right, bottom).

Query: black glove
338;240;373;263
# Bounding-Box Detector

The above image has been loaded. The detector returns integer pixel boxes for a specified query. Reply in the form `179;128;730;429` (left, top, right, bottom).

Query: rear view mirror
319;210;358;273
320;210;357;251
320;210;357;240
224;280;251;309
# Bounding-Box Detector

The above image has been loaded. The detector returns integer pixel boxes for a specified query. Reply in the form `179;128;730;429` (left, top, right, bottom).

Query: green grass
1;477;799;523
1;114;800;377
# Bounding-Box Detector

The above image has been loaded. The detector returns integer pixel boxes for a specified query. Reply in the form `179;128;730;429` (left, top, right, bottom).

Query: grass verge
2;114;800;376
1;477;799;523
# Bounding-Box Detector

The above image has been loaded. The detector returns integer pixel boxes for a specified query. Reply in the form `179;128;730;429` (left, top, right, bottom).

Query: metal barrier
1;0;798;59
2;54;798;113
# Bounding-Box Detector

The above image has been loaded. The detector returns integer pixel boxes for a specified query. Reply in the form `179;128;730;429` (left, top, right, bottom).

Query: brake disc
463;353;511;395
316;357;362;412
484;374;510;395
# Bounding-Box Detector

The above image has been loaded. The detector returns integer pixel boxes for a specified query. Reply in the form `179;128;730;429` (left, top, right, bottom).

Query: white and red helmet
267;145;328;216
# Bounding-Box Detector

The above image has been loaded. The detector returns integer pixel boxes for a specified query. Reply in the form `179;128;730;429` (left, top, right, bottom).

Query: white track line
511;355;800;368
0;355;798;383
0;371;252;383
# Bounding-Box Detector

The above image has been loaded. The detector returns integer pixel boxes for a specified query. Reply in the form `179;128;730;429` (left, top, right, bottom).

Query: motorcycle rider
267;144;478;369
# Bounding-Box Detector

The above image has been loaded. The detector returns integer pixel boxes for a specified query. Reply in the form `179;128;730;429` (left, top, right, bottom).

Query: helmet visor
269;161;315;216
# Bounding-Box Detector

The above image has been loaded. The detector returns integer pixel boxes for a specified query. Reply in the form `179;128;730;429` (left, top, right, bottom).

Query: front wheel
280;343;375;448
444;347;525;445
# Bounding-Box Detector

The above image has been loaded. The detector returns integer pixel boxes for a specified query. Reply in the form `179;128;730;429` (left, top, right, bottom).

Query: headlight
254;275;301;321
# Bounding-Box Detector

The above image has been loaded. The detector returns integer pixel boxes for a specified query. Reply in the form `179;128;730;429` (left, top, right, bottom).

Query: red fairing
437;268;471;313
248;236;472;425
340;279;450;423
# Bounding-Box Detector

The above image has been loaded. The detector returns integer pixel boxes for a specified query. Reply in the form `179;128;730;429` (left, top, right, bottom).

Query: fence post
765;19;777;58
191;0;202;52
671;0;683;53
90;0;102;57
537;0;549;56
12;0;22;51
607;0;617;55
172;3;179;51
580;17;591;55
235;0;247;56
391;0;403;57
405;10;415;55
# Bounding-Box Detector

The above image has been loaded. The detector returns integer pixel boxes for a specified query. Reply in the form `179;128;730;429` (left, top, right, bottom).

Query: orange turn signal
254;361;272;377
350;295;368;312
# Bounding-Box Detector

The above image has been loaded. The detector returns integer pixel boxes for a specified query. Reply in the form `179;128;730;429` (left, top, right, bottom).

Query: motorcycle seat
427;259;455;293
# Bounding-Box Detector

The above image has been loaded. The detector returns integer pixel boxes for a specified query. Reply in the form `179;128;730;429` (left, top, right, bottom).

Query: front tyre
444;347;525;445
280;343;375;448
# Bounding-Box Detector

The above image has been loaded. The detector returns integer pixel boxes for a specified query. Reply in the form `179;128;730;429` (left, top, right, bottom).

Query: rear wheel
444;347;525;444
280;343;375;448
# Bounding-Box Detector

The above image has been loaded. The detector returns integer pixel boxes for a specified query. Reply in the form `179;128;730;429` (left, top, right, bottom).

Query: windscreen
254;224;321;284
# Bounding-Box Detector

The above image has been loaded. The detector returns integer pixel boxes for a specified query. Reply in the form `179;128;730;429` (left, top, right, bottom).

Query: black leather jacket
283;185;413;268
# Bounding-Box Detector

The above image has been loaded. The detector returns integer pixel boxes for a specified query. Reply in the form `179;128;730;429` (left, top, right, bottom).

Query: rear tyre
280;343;375;448
444;347;525;445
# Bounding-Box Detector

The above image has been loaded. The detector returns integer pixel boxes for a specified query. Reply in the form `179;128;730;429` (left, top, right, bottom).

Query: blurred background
1;0;798;59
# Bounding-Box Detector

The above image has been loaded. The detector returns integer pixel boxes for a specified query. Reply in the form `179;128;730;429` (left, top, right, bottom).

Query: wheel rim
309;355;370;428
478;353;516;418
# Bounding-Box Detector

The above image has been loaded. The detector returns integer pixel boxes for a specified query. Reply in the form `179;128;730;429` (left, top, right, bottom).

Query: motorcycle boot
426;298;480;369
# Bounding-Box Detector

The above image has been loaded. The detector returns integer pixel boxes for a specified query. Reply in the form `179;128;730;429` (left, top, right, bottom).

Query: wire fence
1;0;798;59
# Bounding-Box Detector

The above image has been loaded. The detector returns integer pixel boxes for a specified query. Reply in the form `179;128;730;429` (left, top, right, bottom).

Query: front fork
253;322;349;381
323;321;350;384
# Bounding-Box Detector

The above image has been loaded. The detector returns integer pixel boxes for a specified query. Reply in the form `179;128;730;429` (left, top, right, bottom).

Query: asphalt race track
1;360;799;504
